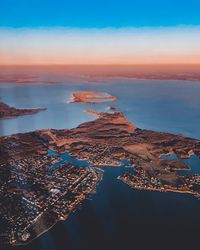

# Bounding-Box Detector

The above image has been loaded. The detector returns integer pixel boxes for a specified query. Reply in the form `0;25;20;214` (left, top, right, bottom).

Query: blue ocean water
162;154;200;175
1;79;200;250
1;79;200;139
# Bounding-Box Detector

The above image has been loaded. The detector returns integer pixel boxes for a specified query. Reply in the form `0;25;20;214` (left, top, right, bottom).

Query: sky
0;0;200;65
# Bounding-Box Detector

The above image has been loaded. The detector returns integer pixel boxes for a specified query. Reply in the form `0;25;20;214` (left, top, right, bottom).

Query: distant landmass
0;101;46;119
1;65;200;84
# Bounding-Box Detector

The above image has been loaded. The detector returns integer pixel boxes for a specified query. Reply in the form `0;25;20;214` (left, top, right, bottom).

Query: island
0;101;46;119
106;106;119;111
69;91;118;104
0;110;200;246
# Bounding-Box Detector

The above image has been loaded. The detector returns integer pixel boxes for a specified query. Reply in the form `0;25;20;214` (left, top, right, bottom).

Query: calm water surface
1;79;200;139
1;79;200;250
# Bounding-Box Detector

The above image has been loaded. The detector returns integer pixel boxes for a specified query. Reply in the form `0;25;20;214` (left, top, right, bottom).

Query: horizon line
1;63;200;67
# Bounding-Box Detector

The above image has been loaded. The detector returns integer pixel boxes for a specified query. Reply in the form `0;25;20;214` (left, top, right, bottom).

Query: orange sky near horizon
0;26;200;65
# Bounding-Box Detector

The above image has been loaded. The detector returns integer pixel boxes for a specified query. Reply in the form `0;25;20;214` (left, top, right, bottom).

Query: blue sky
1;1;200;65
1;0;200;28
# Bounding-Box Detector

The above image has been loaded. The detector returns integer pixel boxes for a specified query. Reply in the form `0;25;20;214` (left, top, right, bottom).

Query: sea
1;79;200;250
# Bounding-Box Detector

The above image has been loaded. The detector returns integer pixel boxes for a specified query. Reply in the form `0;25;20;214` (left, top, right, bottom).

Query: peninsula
1;110;200;246
0;101;46;119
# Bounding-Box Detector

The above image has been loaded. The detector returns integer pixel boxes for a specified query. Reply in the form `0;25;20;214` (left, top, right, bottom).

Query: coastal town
119;167;200;199
0;153;102;245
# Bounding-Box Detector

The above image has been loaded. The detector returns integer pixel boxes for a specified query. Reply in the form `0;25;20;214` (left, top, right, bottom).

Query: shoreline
68;91;118;104
1;109;200;246
119;177;198;198
0;102;46;119
12;167;103;246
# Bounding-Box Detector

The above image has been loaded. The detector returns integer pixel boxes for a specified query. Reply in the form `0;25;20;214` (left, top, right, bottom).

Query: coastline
119;175;200;199
12;167;103;246
0;102;46;119
68;91;118;104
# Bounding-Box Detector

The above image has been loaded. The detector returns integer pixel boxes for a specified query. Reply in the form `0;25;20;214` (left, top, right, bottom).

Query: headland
0;101;46;119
